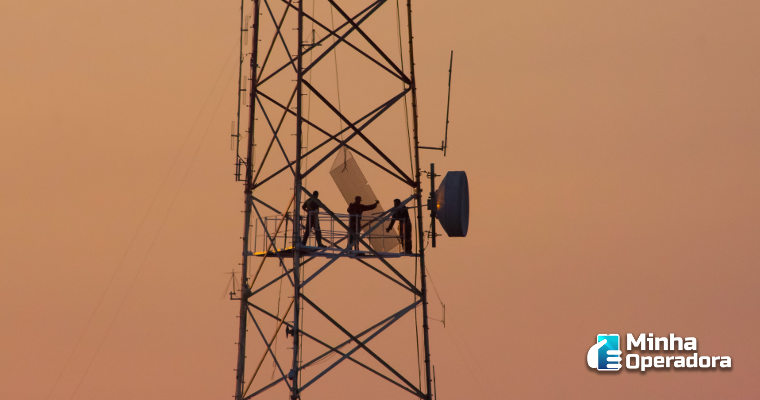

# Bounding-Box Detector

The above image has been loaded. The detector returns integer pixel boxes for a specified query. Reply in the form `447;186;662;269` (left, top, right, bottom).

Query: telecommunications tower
229;1;468;399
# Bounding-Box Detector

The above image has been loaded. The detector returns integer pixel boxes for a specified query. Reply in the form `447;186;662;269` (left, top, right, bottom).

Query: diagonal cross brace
327;0;409;81
300;294;424;395
302;80;414;185
253;87;412;188
245;300;423;398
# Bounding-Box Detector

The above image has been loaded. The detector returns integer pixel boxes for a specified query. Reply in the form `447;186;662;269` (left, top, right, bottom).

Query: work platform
251;245;413;259
252;212;413;259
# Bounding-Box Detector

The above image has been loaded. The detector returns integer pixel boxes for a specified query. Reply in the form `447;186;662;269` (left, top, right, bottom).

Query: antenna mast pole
406;1;433;399
443;50;453;156
235;0;261;398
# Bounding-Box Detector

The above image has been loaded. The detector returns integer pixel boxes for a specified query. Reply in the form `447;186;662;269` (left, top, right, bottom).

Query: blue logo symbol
587;334;622;371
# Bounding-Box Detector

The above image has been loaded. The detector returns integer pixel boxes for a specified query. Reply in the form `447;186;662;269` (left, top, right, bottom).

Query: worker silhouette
301;191;324;247
386;198;413;254
347;195;378;251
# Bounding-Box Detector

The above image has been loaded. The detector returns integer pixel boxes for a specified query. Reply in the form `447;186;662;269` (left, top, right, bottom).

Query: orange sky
2;1;759;399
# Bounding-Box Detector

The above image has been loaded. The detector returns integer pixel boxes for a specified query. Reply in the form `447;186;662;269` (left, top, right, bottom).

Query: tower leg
407;0;434;398
290;1;306;399
235;0;261;398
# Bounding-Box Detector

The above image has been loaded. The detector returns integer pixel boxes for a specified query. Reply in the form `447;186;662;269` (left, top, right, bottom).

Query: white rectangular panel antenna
330;150;398;252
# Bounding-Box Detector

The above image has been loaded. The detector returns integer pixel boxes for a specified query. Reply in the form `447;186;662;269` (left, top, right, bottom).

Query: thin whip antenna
419;50;454;155
443;50;453;156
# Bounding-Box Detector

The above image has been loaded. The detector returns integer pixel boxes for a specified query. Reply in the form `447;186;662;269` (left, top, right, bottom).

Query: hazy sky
2;1;759;399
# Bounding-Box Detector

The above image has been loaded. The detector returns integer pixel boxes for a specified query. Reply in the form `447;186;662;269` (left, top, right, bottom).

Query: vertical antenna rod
235;0;261;399
291;0;305;399
233;0;246;180
443;50;453;156
406;1;434;399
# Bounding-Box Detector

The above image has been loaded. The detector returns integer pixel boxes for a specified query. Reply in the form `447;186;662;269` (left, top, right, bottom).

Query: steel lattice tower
230;1;435;399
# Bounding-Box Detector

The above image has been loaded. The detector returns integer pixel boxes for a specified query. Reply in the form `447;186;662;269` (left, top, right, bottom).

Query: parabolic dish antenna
434;171;469;237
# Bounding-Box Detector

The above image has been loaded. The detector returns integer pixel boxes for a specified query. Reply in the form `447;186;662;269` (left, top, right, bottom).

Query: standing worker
347;196;379;251
302;191;324;247
386;198;413;254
